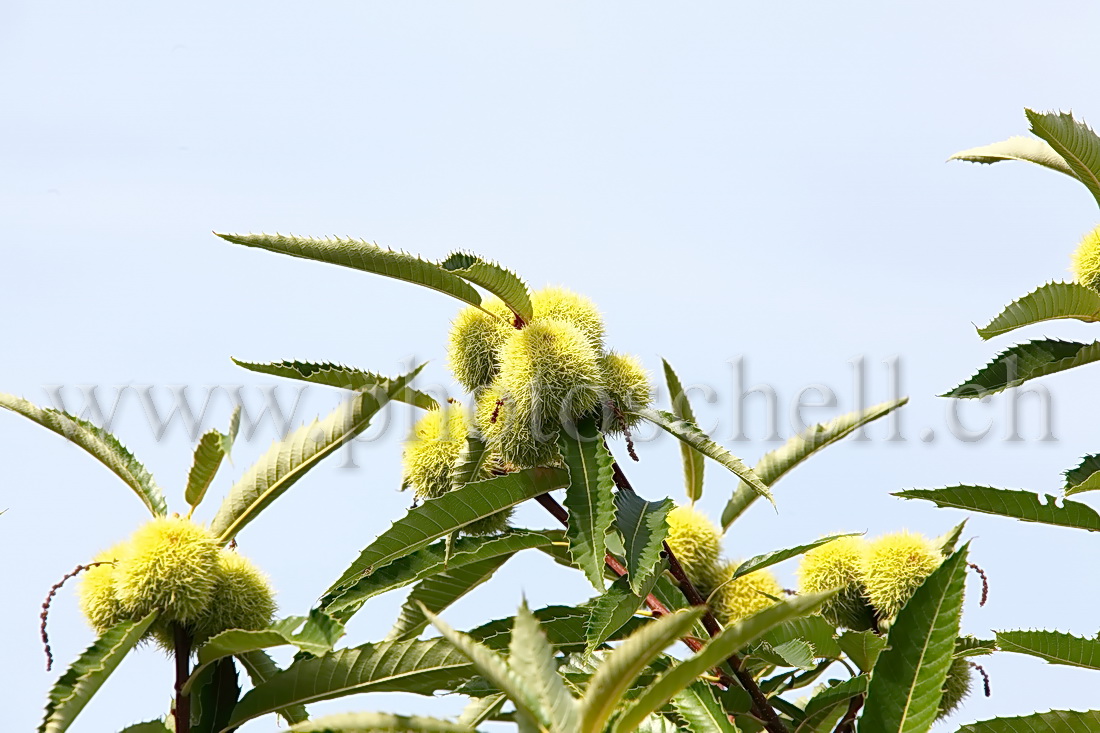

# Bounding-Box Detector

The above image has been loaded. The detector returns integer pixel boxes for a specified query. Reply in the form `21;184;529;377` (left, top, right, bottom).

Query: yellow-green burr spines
530;286;605;351
938;656;973;719
710;563;783;625
191;550;277;643
114;517;221;623
1071;225;1100;292
78;542;131;634
860;531;942;622
796;536;875;630
447;298;515;392
665;505;723;594
402;405;472;501
498;317;604;421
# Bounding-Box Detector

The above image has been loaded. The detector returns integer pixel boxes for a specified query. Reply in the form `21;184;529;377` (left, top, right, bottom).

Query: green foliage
661;358;705;503
0;393;167;517
1064;453;1100;496
895;486;1100;532
976;282;1100;339
559;417;617;590
231;358;439;410
613;490;673;595
190;611;345;681
956;710;1100;732
40;614;157;733
949;135;1078;178
584;572;662;653
857;545;969;733
941;339;1100;398
440;250;534;324
185;406;240;513
995;629;1100;670
211;368;423;543
189;657;239;733
286;712;474;732
1024;109;1100;208
671;681;739;733
387;554;514;641
632;407;770;502
721;398;907;529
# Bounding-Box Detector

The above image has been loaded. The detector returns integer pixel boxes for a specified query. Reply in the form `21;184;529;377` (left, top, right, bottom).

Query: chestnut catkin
114;517;220;623
861;531;942;622
1071;225;1100;293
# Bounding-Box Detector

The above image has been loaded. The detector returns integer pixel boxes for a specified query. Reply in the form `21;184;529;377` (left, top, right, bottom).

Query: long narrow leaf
440;251;533;324
857;545;970;733
996;630;1100;670
320;530;558;622
613;490;672;595
725;534;862;585
957;710;1100;732
0;394;166;517
942;340;1100;398
671;681;739;733
231;359;438;410
40;613;157;733
615;591;835;732
286;712;473;732
1064;454;1100;497
950;136;1077;178
190;657;239;733
722;398;906;529
584;571;662;654
976;282;1100;340
895;486;1100;532
211;367;421;543
510;601;581;733
185;406;241;512
579;608;705;733
1025;109;1100;208
559;417;616;590
631;407;770;502
192;611;345;680
234;650;308;725
323;468;569;593
661;359;705;503
387;554;514;641
216;233;488;311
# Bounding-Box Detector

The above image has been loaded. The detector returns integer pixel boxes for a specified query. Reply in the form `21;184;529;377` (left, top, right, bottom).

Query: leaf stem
174;623;192;732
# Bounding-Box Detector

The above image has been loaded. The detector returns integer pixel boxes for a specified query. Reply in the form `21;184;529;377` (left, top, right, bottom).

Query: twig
173;623;193;733
40;561;113;671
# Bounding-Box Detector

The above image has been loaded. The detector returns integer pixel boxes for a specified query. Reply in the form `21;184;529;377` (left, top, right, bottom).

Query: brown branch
833;695;863;733
173;623;192;733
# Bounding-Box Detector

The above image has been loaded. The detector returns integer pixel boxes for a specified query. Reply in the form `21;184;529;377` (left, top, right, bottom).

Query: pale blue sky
4;2;1100;730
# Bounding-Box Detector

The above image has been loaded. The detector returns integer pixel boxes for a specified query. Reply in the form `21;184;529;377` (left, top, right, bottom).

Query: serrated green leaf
320;530;557;621
0;394;167;517
117;721;171;733
613;491;672;595
510;601;580;733
894;486;1100;532
193;611;345;680
40;613;157;733
996;629;1100;670
212;367;421;543
759;617;842;660
933;520;968;556
1064;454;1100;496
956;709;1100;732
661;359;705;503
950;136;1077;178
469;604;646;657
1025;109;1100;208
721;398;906;529
615;591;836;733
286;712;474;733
559;418;616;590
837;630;887;673
975;282;1100;340
458;694;506;727
795;676;868;733
580;607;705;733
585;570;663;654
185;406;241;512
632;407;770;503
857;545;969;733
234;650;308;725
724;534;861;586
452;433;491;492
753;639;816;670
231;359;438;410
942;340;1100;398
440;251;533;324
387;554;514;641
228;638;478;728
217;232;489;312
671;680;739;733
324;468;568;593
190;657;239;733
422;605;545;730
955;636;997;659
